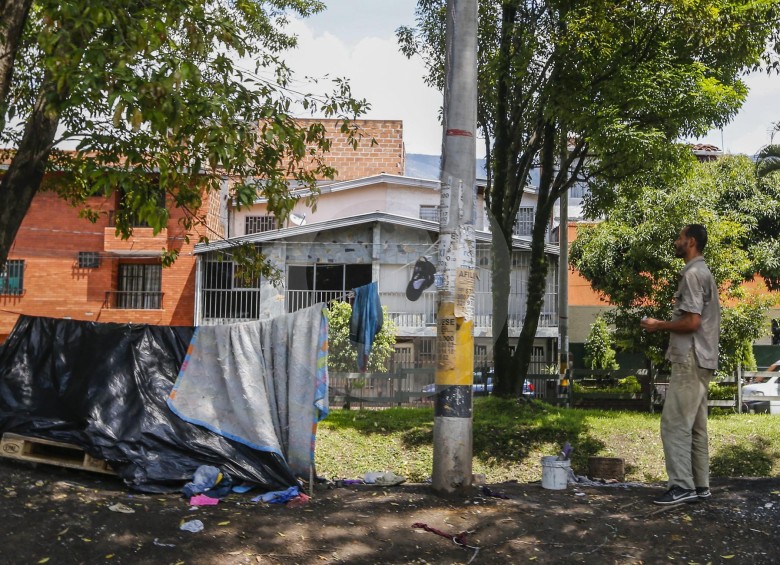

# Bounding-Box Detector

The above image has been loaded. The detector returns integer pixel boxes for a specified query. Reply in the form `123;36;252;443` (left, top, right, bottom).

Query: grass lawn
314;397;780;483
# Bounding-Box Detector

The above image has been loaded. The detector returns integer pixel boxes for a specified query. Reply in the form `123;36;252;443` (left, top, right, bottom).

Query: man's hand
640;317;663;333
640;312;701;334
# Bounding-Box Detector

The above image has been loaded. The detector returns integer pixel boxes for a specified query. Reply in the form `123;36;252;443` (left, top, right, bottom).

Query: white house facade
193;171;561;372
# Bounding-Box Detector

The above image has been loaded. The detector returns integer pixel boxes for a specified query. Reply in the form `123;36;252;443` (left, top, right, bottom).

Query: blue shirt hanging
349;281;383;372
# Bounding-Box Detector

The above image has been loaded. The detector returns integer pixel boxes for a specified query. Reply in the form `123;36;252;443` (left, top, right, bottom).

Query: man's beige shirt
666;256;721;370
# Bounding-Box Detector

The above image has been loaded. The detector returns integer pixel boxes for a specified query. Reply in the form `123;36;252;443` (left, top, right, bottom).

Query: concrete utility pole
432;0;478;494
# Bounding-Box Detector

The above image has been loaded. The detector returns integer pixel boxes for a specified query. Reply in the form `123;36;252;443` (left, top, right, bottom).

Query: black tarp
0;315;299;493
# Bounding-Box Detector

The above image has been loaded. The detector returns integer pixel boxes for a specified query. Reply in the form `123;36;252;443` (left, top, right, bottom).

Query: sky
279;0;779;158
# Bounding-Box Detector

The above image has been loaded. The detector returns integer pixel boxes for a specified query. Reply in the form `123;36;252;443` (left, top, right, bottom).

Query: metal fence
326;365;779;412
328;369;567;408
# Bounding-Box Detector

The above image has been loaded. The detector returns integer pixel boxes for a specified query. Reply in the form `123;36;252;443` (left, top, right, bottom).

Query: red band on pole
445;129;473;137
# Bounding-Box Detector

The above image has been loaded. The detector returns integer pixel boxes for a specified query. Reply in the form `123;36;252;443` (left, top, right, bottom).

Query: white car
742;374;780;412
743;374;780;397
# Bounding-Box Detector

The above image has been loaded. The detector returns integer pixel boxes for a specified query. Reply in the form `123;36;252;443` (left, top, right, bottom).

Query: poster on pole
455;268;475;320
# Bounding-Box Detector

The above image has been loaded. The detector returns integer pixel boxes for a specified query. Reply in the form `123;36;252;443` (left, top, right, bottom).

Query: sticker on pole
455;268;476;320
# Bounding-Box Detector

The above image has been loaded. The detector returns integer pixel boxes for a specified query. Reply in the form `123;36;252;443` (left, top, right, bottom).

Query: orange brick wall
1;119;401;342
296;119;405;180
568;222;611;307
0;188;218;342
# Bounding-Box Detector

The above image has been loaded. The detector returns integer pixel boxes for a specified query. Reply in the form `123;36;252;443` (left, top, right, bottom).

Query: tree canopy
399;0;780;395
0;0;368;268
570;154;780;373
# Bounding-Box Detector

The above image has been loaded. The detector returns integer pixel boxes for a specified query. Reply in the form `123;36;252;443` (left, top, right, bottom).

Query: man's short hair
684;224;708;252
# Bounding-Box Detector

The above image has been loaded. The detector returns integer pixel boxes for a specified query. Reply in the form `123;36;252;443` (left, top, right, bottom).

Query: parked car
742;374;780;413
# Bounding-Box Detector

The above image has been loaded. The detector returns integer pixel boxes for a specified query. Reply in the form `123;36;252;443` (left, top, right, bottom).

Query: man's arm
640;311;701;334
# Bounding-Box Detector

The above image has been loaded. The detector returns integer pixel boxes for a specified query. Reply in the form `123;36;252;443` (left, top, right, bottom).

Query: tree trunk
510;123;557;394
511;202;552;393
487;2;519;397
0;83;61;266
0;0;33;126
491;227;513;395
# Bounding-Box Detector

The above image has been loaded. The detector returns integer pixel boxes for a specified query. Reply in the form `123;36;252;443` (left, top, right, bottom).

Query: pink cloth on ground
190;494;220;506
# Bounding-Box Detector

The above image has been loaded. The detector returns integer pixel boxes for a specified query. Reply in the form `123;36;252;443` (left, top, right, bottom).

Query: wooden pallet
0;433;115;475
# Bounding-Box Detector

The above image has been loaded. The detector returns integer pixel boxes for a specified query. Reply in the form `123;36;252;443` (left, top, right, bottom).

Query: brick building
0;119;405;343
0;186;225;342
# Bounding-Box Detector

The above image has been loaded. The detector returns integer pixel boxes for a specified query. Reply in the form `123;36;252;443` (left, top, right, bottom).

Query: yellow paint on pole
436;302;474;386
454;318;474;381
436;302;456;383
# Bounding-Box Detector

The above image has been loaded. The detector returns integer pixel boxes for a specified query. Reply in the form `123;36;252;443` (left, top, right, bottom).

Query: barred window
245;215;277;235
116;263;162;309
0;260;24;295
78;251;101;269
419;205;440;222
513;207;535;236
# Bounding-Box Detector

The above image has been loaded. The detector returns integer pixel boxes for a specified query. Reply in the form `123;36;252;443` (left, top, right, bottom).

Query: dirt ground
1;458;778;565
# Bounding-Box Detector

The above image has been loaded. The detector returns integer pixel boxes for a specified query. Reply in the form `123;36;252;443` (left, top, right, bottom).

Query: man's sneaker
653;486;698;505
696;486;712;499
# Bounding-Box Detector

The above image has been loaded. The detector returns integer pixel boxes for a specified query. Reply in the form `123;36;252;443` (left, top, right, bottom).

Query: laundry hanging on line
349;281;383;372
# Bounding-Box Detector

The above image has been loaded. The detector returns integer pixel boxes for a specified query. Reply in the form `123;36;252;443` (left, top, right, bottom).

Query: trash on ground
153;538;176;547
363;471;405;486
286;493;311;508
480;485;511;499
182;465;233;499
412;521;480;561
180;519;204;533
252;486;300;504
189;494;220;506
108;503;135;513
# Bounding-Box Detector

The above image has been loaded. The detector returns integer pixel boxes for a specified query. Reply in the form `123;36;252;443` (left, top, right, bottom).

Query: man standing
641;224;721;505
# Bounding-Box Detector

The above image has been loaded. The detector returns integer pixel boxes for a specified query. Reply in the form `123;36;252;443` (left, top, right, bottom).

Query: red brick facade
297;119;404;179
0;119;405;342
0;189;220;342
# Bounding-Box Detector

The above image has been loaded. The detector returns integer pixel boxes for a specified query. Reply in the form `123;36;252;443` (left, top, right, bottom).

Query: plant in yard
325;301;397;410
708;382;737;400
583;316;619;371
326;301;397;374
617;375;641;394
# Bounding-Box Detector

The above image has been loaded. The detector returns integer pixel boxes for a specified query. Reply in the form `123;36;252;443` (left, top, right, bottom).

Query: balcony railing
201;288;557;331
105;291;164;310
286;289;352;313
201;289;262;320
381;290;557;331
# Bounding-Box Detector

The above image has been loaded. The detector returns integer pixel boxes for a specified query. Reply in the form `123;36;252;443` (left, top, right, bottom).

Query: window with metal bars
78;252;100;269
201;259;262;320
419;205;440;222
0;260;24;295
115;263;162;309
286;264;372;312
513;207;535;236
245;215;277;235
111;183;166;228
416;338;435;367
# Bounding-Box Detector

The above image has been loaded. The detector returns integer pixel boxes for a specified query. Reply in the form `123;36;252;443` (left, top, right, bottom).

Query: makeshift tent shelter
0;307;328;493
